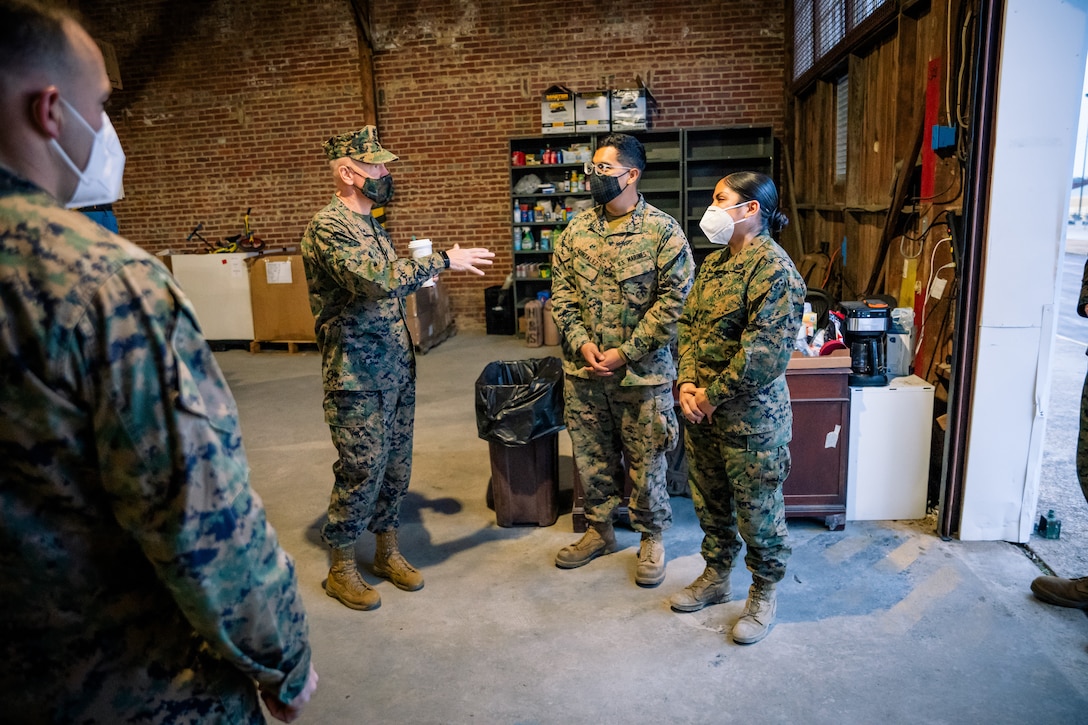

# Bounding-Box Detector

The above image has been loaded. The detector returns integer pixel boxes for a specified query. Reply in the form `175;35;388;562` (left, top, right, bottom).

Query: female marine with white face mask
669;172;806;646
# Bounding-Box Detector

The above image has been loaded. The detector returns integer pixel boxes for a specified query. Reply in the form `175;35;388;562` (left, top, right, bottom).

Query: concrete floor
218;331;1088;725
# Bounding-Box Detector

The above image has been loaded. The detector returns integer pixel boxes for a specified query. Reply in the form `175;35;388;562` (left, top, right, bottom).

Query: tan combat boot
555;522;616;569
732;579;777;645
669;565;732;612
1031;574;1088;609
326;545;381;611
373;530;424;592
635;532;666;587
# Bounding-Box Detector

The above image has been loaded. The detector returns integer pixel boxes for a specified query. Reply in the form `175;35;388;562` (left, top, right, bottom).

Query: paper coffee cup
408;238;436;287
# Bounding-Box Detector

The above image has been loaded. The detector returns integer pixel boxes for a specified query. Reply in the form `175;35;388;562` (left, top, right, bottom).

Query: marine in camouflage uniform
672;171;805;644
678;231;805;584
301;127;450;609
550;133;694;587
0;166;313;722
1030;257;1088;608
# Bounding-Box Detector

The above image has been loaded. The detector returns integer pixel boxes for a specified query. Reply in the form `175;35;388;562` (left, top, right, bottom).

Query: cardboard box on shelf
541;84;576;135
610;86;656;132
249;254;315;342
575;91;610;134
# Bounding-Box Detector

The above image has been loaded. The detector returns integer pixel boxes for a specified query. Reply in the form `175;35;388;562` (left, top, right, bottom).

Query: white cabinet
847;375;935;520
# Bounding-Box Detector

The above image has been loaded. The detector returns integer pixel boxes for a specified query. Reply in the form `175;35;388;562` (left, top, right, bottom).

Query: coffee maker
839;300;889;387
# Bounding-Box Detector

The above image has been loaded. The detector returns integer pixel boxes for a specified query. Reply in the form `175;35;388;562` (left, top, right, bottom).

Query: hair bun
770;210;790;233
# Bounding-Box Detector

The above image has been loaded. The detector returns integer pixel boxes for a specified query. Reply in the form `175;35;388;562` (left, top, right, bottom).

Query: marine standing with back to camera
301;127;494;611
0;1;317;720
549;132;694;587
1030;257;1088;609
671;171;805;645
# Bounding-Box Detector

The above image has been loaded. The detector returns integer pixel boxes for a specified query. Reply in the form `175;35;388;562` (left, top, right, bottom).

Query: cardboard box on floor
405;278;454;351
249;255;316;342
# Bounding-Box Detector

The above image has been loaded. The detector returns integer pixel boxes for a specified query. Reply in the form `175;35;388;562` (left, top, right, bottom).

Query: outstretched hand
446;243;495;275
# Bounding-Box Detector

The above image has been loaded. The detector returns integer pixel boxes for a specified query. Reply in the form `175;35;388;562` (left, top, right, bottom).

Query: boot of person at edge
555;521;616;568
1031;574;1088;609
732;579;777;645
326;545;381;611
372;530;424;591
635;532;666;587
669;565;733;612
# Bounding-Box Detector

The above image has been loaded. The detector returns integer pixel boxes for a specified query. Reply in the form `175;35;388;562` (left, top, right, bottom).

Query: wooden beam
864;116;924;296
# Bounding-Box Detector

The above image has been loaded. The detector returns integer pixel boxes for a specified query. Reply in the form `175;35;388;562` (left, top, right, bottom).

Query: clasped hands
678;382;717;424
579;342;627;377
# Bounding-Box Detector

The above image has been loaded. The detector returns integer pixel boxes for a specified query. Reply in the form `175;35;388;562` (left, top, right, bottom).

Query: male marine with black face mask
301;127;493;611
550;133;694;587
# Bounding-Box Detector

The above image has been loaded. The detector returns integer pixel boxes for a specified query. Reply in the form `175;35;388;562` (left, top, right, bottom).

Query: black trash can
475;357;564;526
485;285;516;335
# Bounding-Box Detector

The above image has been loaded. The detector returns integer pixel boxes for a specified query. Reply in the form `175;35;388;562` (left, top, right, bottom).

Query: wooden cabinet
783;364;850;530
569;368;850;533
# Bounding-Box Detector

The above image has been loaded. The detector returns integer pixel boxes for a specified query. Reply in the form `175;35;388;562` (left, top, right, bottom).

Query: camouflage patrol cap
323;126;399;163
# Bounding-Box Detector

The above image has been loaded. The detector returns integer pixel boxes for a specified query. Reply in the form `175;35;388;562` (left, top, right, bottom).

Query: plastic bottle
525;295;544;347
1044;509;1062;540
542;293;560;346
521;227;533;249
513;198;520;223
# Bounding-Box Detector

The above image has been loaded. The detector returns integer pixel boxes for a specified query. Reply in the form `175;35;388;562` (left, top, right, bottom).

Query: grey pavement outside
1034;223;1088;577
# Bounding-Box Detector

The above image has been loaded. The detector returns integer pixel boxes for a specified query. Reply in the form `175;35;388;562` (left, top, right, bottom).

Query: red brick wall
78;0;367;257
78;0;787;329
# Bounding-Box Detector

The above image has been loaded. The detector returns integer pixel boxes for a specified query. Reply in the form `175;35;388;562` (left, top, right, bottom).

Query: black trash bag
475;357;565;445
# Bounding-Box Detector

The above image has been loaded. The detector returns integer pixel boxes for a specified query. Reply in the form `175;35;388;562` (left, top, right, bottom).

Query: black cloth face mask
360;174;395;205
590;171;627;205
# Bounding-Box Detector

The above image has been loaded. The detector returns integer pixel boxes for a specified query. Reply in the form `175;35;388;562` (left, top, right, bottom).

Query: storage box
610;87;656;131
575;91;610;134
249;255;315;342
541;84;576;135
405;279;454;352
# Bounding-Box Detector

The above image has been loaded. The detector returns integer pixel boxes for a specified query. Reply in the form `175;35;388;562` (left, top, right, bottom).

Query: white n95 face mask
50;97;126;209
698;202;750;245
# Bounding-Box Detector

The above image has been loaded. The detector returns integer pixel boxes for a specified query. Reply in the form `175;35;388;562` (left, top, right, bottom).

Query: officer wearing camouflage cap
301;125;494;611
0;1;317;720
